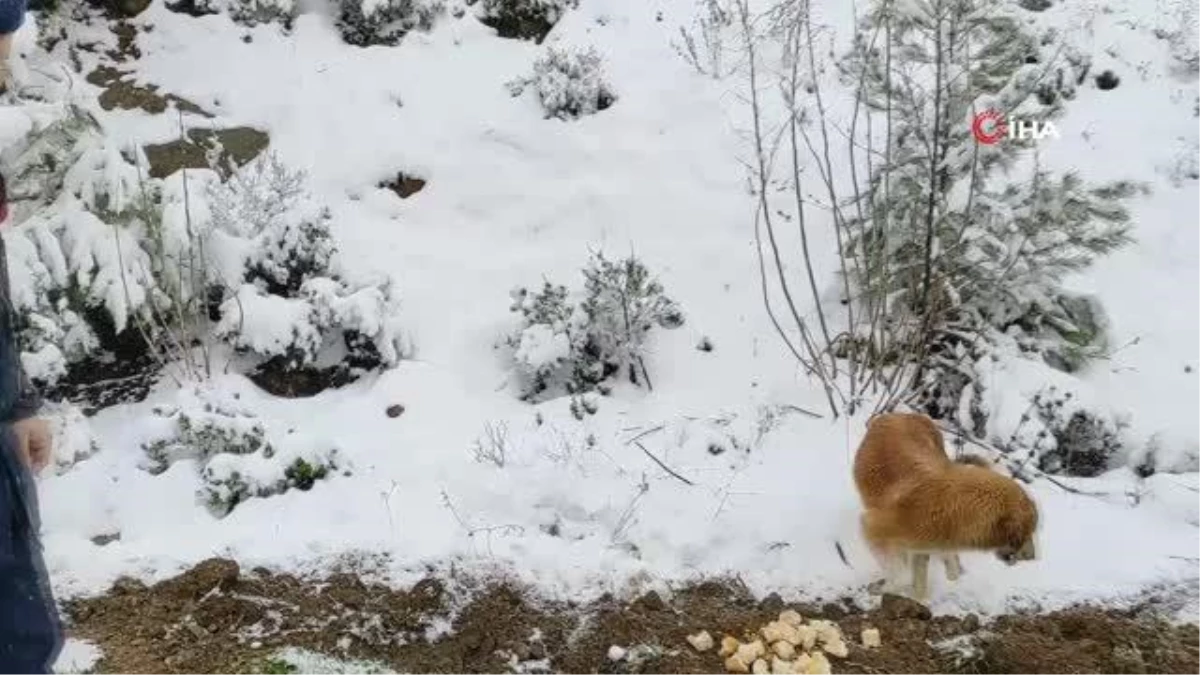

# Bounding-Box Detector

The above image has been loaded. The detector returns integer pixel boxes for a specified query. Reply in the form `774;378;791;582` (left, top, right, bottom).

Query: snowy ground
0;0;1194;647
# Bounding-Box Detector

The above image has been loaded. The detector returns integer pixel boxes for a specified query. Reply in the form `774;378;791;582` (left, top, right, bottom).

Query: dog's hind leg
942;553;963;582
910;552;931;603
862;512;908;595
867;551;909;595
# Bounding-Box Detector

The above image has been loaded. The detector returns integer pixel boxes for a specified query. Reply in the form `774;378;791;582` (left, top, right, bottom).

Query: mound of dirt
64;559;1199;674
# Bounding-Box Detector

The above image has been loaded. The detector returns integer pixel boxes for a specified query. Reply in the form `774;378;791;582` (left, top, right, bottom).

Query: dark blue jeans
0;426;61;674
0;0;24;35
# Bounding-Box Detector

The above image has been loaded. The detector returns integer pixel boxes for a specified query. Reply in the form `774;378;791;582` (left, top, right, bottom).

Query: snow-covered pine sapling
517;45;616;120
507;251;683;401
335;0;446;47
477;0;577;43
741;0;1143;425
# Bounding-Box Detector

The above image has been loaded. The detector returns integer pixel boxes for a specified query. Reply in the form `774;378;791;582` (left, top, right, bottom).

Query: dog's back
853;412;950;511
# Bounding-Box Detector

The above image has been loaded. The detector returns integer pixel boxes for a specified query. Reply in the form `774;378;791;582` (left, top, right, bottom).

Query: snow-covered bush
226;0;297;26
205;154;404;395
43;401;100;475
1001;386;1129;478
1001;291;1111;374
507;252;683;401
476;0;576;43
3;105;177;400
1130;433;1200;477
1162;0;1199;77
1163;146;1200;187
141;393;344;517
513;46;616;120
166;0;297;26
336;0;445;47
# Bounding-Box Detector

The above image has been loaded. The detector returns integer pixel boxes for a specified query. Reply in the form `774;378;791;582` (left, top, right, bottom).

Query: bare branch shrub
673;0;735;78
472;421;511;468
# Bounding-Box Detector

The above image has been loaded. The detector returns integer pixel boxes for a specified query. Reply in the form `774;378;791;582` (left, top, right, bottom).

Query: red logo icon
971;109;1007;145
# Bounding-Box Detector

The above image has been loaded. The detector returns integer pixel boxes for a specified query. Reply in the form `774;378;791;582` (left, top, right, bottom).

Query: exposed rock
143;127;270;179
88;66;212;117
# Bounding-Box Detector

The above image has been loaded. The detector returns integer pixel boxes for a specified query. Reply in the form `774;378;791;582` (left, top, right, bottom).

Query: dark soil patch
39;352;161;415
244;333;387;398
1096;70;1121;90
88;0;153;19
33;304;163;415
246;360;359;399
143;127;270;179
379;172;427;199
1017;0;1053;11
164;0;221;18
107;21;142;62
66;559;1200;674
87;65;212;116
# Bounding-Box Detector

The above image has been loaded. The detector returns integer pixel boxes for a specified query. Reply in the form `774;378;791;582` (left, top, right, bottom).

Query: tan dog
853;412;1039;602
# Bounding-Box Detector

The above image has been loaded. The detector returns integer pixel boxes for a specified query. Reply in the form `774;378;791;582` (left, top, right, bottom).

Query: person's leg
0;0;29;93
0;427;62;674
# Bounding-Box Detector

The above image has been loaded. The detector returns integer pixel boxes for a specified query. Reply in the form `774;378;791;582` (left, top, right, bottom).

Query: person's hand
13;417;53;474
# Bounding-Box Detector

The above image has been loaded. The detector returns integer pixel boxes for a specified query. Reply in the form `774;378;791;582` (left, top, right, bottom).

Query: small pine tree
835;0;1138;426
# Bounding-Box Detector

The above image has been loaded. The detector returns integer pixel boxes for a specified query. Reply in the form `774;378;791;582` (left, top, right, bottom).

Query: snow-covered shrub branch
141;390;345;517
2;105;189;392
204;153;405;391
336;0;446;47
506;251;684;402
509;45;616;120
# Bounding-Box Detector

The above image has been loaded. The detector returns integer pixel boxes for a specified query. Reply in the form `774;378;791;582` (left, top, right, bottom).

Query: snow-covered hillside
0;0;1195;637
